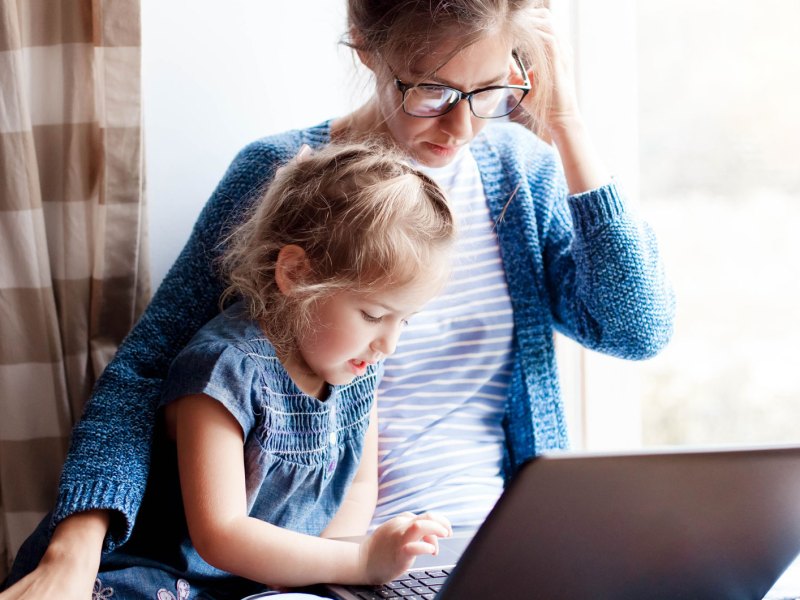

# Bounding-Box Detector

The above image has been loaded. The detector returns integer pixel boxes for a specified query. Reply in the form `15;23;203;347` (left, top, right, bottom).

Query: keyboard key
385;581;407;589
410;586;432;594
426;570;449;578
417;577;447;586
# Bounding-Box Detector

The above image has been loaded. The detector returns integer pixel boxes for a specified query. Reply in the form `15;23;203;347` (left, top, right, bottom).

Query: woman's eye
361;311;381;323
401;319;410;327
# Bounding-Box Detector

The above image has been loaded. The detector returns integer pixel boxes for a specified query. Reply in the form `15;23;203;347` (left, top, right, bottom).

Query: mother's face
371;35;515;168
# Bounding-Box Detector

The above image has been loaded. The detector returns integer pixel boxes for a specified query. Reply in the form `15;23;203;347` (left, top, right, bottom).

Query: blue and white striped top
371;147;514;531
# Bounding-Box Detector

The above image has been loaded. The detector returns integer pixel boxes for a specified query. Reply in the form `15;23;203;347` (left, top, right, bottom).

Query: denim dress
93;303;381;599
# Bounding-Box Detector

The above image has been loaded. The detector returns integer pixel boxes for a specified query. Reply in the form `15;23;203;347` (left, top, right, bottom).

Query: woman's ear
350;26;376;71
275;245;309;295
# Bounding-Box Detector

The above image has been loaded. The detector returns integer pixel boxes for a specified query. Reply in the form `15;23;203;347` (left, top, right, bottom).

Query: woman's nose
439;99;474;141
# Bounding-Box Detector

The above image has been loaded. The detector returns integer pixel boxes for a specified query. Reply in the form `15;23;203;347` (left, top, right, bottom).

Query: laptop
318;444;800;600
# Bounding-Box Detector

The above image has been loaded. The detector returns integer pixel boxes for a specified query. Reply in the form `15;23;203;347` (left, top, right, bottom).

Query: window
563;0;800;449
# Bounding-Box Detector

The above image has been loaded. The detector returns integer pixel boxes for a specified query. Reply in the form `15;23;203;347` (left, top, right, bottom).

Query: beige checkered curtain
0;0;149;575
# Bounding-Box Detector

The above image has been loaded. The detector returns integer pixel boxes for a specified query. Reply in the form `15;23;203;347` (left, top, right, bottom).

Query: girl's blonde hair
220;142;455;357
346;0;552;132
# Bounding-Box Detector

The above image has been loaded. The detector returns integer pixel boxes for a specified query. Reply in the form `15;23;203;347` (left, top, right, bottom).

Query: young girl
86;143;456;598
2;3;675;599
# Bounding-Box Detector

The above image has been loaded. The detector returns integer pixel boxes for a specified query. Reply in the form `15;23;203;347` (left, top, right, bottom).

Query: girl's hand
358;512;453;585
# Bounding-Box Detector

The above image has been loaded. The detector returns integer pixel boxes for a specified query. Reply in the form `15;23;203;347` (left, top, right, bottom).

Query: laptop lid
435;444;800;599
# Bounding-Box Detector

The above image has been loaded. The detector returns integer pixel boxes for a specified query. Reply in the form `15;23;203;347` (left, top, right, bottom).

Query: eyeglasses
394;52;531;119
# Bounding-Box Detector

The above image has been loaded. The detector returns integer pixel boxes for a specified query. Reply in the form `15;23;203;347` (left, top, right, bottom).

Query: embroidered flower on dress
92;577;114;599
156;578;190;600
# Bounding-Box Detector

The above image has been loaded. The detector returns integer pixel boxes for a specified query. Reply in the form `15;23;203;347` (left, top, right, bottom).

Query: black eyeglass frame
393;52;531;119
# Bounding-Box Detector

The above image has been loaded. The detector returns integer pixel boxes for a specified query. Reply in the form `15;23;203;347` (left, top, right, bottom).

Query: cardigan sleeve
51;133;304;551
541;176;676;360
476;123;674;361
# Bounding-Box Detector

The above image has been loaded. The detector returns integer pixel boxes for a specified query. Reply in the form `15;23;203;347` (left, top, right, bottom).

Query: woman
2;1;674;598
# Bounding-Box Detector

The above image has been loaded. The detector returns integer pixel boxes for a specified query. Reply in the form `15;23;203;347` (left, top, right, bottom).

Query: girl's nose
371;326;402;357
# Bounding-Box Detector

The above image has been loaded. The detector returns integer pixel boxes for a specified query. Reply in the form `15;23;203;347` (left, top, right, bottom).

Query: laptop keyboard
344;568;452;599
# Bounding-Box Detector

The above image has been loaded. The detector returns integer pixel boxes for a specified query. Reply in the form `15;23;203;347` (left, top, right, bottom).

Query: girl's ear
275;245;310;296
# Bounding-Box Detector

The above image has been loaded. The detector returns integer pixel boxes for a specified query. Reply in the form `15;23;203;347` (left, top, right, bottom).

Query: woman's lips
424;142;461;157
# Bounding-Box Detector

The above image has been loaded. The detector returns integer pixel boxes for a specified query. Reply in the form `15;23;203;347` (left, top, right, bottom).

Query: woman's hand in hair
518;7;611;194
523;7;581;138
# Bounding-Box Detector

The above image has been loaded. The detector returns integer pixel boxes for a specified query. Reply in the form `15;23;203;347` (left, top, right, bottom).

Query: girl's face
284;273;441;399
372;35;515;168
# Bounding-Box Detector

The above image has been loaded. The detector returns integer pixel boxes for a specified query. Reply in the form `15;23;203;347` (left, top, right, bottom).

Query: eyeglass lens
404;85;526;118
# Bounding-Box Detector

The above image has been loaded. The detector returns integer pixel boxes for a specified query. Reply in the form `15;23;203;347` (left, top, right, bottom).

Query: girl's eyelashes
361;311;411;326
360;310;382;323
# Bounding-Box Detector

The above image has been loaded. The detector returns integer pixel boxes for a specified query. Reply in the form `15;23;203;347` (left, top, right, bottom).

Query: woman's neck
330;97;389;144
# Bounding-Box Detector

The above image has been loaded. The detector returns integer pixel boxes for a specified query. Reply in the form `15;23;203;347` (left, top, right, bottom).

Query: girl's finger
401;540;438;557
402;519;450;544
422;533;440;555
417;511;453;534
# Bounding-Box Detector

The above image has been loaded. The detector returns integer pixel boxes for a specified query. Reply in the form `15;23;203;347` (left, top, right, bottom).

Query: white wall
142;1;369;288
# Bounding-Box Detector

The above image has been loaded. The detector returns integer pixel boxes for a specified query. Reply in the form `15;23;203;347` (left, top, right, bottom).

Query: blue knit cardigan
54;120;674;550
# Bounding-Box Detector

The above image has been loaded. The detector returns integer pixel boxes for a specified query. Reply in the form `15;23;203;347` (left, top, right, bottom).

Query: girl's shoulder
161;304;283;413
182;303;275;360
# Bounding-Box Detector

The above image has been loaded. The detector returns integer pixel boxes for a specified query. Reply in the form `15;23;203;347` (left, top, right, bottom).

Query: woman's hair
346;0;552;131
220;142;455;357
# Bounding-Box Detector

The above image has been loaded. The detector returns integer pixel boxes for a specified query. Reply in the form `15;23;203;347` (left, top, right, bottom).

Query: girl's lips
349;359;368;374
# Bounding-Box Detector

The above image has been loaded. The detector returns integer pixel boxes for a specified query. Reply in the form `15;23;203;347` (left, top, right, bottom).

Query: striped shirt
371;147;514;532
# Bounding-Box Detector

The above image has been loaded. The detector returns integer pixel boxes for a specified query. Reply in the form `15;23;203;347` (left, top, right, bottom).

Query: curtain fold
0;0;148;575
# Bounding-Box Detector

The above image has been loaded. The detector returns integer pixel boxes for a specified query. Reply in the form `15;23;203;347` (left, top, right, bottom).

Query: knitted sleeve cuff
567;182;628;237
51;481;142;553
